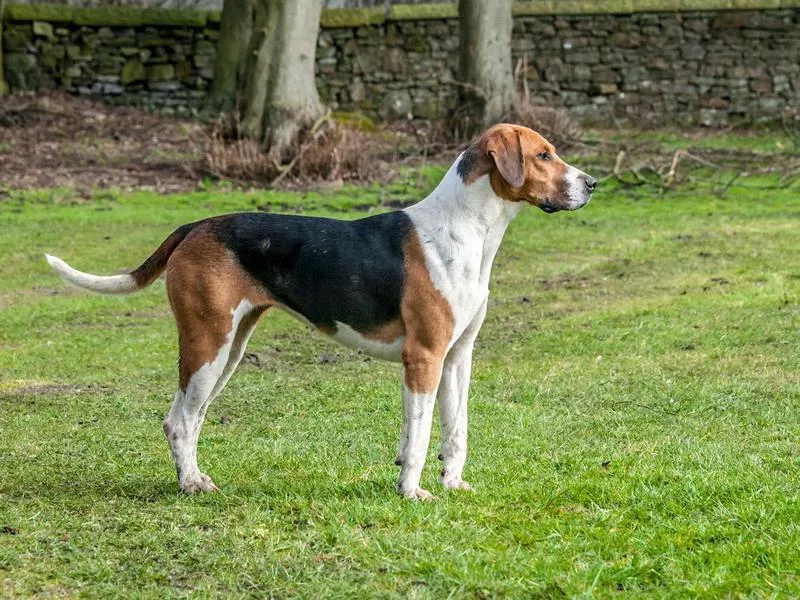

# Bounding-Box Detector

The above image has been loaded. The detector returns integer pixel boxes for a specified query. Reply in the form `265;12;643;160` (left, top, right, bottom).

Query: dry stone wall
2;1;799;125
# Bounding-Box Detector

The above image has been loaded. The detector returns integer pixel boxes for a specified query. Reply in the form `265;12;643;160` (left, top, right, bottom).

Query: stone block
121;59;146;84
592;82;619;94
103;83;124;95
564;50;601;64
681;45;707;60
66;45;93;61
349;78;367;103
700;96;730;109
592;66;617;83
384;47;408;74
750;78;772;94
175;60;192;79
648;57;670;70
149;80;183;92
195;40;215;55
147;63;175;82
758;98;785;113
32;21;56;41
610;32;641;48
193;53;213;69
41;43;66;60
382;89;412;120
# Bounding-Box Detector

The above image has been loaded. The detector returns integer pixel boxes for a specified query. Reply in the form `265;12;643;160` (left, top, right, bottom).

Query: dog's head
458;123;596;213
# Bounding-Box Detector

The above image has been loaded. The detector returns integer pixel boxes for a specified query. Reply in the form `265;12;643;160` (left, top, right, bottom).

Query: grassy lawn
1;147;799;597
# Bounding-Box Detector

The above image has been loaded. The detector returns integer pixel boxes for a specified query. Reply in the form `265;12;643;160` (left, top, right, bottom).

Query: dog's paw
439;470;475;492
181;473;220;494
399;486;436;501
440;477;475;492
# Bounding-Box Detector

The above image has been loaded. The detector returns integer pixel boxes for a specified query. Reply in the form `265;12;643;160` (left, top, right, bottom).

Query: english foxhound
46;124;596;500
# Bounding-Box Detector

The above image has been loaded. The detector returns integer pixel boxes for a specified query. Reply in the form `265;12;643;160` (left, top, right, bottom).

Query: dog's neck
408;154;523;248
404;154;524;288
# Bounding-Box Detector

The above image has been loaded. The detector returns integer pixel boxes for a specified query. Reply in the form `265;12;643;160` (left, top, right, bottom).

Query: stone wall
1;5;218;110
2;1;799;125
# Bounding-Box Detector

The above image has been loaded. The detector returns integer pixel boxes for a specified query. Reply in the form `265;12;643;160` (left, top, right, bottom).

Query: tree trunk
262;0;325;155
0;0;8;97
206;0;254;114
458;0;515;127
242;0;325;155
241;0;279;139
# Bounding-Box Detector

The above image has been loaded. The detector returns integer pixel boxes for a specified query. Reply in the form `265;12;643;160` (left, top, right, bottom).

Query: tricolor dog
46;124;596;500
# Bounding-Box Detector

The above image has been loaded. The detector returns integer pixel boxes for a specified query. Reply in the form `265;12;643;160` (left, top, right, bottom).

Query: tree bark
241;0;279;139
0;0;8;97
242;0;325;155
458;0;515;127
206;0;254;114
262;0;325;155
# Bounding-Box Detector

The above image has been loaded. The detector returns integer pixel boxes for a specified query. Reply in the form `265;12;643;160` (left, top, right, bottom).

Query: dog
46;124;596;500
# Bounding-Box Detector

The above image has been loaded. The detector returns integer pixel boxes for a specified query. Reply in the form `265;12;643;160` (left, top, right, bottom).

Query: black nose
584;176;597;192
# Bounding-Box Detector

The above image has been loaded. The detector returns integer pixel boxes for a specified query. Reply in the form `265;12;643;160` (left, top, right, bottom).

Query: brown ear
486;128;525;189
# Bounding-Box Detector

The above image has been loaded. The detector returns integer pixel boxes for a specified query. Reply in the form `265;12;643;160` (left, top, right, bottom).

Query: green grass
1;160;799;597
587;128;800;156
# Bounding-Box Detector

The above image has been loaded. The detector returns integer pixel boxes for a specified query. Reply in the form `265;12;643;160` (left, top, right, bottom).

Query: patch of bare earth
0;92;444;194
0;92;204;193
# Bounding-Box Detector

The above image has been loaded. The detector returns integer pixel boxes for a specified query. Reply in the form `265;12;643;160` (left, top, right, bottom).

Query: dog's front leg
437;300;486;491
397;350;444;500
437;349;474;491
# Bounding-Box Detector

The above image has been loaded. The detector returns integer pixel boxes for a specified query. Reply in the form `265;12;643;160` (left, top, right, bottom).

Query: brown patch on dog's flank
361;318;405;344
166;229;273;389
315;323;337;337
400;231;454;394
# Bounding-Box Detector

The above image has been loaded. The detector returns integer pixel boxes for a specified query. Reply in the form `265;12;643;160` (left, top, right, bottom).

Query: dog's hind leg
164;300;267;494
164;365;225;494
184;305;267;486
162;234;271;493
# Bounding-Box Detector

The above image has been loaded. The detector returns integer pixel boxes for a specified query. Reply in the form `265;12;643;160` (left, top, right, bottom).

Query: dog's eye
538;152;552;161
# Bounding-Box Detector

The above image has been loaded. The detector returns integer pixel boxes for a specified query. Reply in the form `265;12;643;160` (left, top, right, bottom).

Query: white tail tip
44;253;138;295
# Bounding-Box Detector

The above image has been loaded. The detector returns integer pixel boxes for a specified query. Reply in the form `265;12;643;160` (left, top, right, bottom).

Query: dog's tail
45;222;198;295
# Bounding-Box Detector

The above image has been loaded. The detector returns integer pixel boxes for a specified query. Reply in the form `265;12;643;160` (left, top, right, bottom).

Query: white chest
404;174;521;343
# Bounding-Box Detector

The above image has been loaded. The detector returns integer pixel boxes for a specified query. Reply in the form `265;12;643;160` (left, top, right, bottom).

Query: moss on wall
389;3;458;20
4;0;798;30
320;7;385;28
72;7;208;27
5;3;73;22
